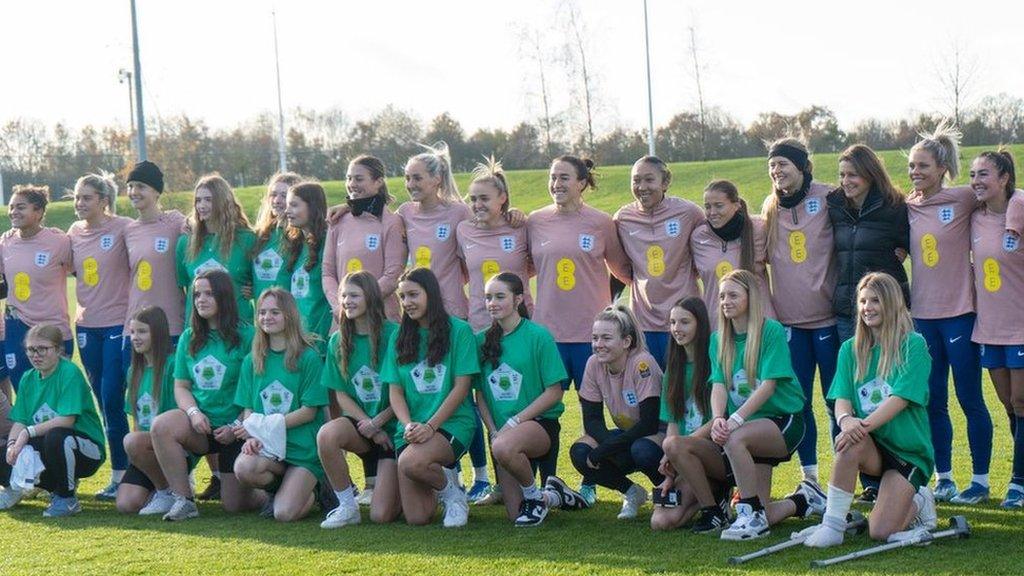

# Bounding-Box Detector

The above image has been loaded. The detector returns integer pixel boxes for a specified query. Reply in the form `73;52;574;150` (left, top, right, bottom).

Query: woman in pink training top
761;138;838;485
906;124;991;504
690;180;774;331
323;155;407;322
0;185;73;391
67;172;134;500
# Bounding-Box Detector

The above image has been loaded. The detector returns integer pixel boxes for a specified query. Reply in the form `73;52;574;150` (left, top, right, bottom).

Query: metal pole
272;10;287;172
642;0;656;156
129;0;147;160
119;69;135;155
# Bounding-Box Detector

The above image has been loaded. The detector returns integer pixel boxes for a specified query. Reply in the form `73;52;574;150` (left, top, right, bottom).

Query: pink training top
455;220;534;332
528;203;632;343
68;215;132;328
690;216;775;331
1008;190;1024;238
971;195;1024;345
614;196;703;333
0;227;73;339
579;348;662;430
322;208;407;321
907;186;977;319
763;183;836;329
397;201;472;319
125;210;187;336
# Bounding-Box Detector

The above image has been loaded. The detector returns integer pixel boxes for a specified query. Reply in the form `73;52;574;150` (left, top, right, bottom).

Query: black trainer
545;475;590;510
198;476;221;501
691;505;729;534
514;498;549;527
856;486;878;504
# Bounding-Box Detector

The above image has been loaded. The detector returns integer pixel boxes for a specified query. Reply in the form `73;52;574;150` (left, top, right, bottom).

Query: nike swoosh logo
628;230;640;236
464;243;476;249
818;334;832;341
337;239;346;245
698;239;709;245
109;334;122;341
1018;351;1024;357
909;217;918;223
949;336;962;344
973;237;982;243
540;240;551;247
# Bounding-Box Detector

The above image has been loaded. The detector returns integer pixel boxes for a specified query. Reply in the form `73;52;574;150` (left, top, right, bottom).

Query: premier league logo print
260;381;294;415
33;403;58;424
665;219;681;237
487;363;522;401
34;251;50;267
137;392;155;429
1004;233;1020;252
411;361;446;394
353;365;382;403
254;249;284;281
365;234;380;251
729;369;753;408
858;377;891;416
195;259;227;276
938;206;954;224
193;355;227;390
500;235;516;253
578;234;595;252
436;224;451;241
154;237;169;253
100;234;115;251
805;198;821;215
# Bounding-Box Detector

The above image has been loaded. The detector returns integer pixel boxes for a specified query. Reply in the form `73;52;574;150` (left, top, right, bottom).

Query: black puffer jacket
827;187;910;317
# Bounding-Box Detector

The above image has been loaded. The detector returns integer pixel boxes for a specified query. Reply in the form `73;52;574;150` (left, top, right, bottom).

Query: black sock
738;495;763;511
787;493;809;517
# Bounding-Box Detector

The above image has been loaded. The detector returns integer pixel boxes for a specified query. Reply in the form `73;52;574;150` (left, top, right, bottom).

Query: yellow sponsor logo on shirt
646;245;665;277
921;233;939;268
556;257;576;291
983;257;1002;292
13;272;30;301
715;260;734;280
136;260;153;291
414;246;432;269
346;258;363;273
788;231;807;263
481;259;500;283
82;256;100;286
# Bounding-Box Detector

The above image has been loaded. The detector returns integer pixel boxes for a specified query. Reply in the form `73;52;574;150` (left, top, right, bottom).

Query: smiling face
591;319;631;365
398;279;429;323
25;336;60;373
284;191;309;229
969;157;1009;204
768;156;804;193
669;306;698;347
858;286;883;329
468;180;506;224
839;160;871;204
193;278;218;320
193;187;214;222
340;281;367;321
484;278;520;322
908;148;945;194
718;279;749;321
549;161;586;208
405;159;442;203
127;181;160;212
258;295;285;336
7;194;44;230
346;163;384;200
268;181;289;220
631;161;667;211
73;185;107;221
129;319;152;355
703;189;740;228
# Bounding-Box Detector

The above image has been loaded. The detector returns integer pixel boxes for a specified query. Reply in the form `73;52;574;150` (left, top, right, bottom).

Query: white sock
543;489;560;508
823;484;854;525
111;470;126;483
936;471;952;481
364;476;376;490
335;486;356;508
802;465;819;481
473;466;489;484
521;482;542;501
971;474;989;488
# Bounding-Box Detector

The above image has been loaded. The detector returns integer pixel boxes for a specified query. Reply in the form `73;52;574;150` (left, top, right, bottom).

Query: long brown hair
128;306;172;413
253;171;303;254
705;179;754;272
480;272;531;369
665;297;711;420
838;144;904;207
335;271;387;380
853;272;914;381
395;267;451;366
252;288;311;374
188;269;243;356
188;173;252;259
284;181;327;271
716;270;766;390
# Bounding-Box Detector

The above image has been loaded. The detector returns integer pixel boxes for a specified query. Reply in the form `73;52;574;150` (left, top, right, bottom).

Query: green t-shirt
380;316;481;451
322;322;399;435
827;333;935;480
176;228;257;326
709;318;803;420
11;358;107;456
473;319;566;427
252;227;292;302
173;324;254;427
660;362;710;436
291;238;332;348
235;346;327;479
125;364;178;432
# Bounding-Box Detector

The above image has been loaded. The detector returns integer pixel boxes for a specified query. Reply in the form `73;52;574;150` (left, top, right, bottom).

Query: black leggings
0;427;103;497
570;435;663;494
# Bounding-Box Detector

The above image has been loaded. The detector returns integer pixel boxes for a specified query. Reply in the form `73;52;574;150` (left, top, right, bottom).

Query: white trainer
320;503;361;528
139;490;176;516
617;484;648;520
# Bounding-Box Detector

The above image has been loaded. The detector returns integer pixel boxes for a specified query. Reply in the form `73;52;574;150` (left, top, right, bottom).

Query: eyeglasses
25;345;56;356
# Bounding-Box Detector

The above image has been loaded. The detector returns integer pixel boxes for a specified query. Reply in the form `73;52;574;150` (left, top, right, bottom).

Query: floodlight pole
272;10;287;172
643;0;656;156
129;0;148;160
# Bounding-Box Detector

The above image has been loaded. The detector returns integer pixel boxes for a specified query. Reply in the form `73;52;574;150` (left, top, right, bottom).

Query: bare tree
563;1;597;153
935;40;980;127
688;25;708;161
518;27;558;158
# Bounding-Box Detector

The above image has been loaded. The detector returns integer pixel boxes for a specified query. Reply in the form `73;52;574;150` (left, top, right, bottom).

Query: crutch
727;511;868;565
810;516;971;568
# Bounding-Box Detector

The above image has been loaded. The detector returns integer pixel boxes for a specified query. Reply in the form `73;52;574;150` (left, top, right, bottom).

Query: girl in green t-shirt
382;268;481;528
251;172;303;301
475;273;587;528
803;272;937;547
283;182;332;347
706;270;819;541
1;325;105;517
318;271;401;528
233;288;327;522
151;269;260;521
652;297;715;532
115;306;180;515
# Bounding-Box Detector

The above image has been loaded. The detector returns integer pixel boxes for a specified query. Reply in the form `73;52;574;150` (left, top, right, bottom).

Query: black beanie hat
127;160;164;193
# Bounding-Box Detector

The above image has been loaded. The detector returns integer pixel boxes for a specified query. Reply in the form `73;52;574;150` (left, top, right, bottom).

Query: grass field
1;147;1023;575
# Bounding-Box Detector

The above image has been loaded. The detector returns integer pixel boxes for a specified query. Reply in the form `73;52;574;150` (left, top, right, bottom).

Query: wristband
186;406;201;417
728;413;745;427
7;439;15;447
837;413;852;426
423;422;435;433
404;422;416;433
27;425;38;438
506;415;521;428
231;419;242;428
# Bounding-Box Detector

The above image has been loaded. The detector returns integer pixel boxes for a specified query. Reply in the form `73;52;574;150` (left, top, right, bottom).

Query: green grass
2;148;1024;575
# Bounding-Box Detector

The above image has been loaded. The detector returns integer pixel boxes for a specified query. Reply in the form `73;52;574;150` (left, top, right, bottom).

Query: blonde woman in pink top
761;139;838;484
323;155;408;322
528;155;632;393
614;156;703;369
456;158;534;332
0;185;73;393
691;180;774;331
68;173;134;499
969;150;1024;509
906;125;991;504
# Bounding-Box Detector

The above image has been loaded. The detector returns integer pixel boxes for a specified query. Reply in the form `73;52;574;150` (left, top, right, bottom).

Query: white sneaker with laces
320;503;361;528
162;494;199;521
441;486;469;528
0;487;25;510
913;486;937;530
139;490;176;516
356;488;373;507
617;484;648;520
721;503;770;540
